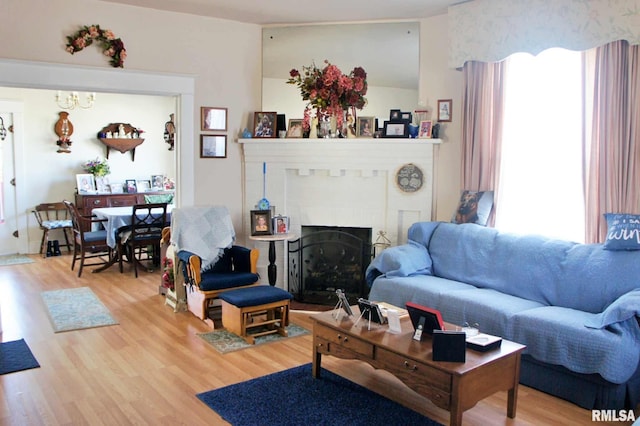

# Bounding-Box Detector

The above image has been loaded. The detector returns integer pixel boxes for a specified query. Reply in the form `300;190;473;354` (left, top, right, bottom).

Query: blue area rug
197;363;442;425
0;339;40;375
41;287;118;333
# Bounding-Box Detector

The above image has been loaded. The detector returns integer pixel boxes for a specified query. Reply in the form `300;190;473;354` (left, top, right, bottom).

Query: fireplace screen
288;226;372;305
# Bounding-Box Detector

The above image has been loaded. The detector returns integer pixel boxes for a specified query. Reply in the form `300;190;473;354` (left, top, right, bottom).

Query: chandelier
55;91;96;110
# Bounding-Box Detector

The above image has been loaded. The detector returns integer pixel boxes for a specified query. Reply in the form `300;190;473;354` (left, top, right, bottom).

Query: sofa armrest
584;288;640;329
365;241;433;286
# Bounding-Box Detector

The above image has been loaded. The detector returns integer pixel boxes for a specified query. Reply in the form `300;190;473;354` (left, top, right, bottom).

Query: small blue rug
0;254;34;267
0;339;40;375
41;287;118;333
197;363;442;426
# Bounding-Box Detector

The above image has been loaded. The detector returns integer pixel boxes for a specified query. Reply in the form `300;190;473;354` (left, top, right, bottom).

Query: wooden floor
0;253;634;425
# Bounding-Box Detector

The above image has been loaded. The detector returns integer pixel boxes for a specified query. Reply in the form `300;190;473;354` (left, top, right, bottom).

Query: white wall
0;0;262;252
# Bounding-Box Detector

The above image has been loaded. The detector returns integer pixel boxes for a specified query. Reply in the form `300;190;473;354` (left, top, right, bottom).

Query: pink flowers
65;24;126;68
287;60;368;130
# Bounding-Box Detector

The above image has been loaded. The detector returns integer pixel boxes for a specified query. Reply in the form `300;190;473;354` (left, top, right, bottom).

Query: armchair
178;246;260;324
169;206;260;326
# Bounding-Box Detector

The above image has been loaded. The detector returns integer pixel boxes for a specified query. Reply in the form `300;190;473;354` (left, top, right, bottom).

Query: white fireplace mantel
240;137;441;288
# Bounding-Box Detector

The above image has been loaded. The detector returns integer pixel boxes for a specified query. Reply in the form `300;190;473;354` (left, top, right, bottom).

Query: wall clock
396;163;424;193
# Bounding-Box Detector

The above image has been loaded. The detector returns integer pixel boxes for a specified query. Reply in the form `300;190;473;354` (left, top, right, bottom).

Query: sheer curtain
496;49;585;241
460;61;505;226
584;40;640;243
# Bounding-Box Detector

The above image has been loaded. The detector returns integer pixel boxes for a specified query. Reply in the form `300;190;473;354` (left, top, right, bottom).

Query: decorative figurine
54;111;73;153
164;113;175;150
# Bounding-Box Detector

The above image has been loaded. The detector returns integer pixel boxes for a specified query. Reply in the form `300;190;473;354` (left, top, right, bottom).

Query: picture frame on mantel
253;112;277;138
201;107;227;131
287;119;304;138
383;120;409;138
437;99;452;122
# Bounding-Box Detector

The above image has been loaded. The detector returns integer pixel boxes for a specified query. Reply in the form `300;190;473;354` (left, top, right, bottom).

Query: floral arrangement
65;25;126;68
162;257;175;291
287;60;368;130
83;158;110;177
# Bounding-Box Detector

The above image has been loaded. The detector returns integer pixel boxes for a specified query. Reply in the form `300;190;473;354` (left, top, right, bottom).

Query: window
496;49;585;242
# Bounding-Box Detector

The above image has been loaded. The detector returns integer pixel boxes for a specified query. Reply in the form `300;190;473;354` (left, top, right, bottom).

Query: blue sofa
366;221;640;410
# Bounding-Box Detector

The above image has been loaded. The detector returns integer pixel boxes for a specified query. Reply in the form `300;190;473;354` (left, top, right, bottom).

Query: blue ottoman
219;286;293;344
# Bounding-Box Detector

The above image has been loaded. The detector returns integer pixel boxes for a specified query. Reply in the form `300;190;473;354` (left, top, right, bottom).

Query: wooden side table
249;233;297;287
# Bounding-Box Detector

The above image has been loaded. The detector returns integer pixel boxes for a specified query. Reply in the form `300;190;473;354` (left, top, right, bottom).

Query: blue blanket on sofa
367;222;640;385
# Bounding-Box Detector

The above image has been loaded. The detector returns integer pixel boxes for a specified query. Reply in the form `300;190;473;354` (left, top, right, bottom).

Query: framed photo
287;119;304;138
401;111;412;122
437;99;452;122
201;106;227;131
110;183;124;194
418;120;433;138
151;175;164;190
254;111;277;138
383;120;409;138
125;179;137;193
356;116;375;137
76;174;96;193
250;210;272;236
200;135;227;158
389;109;401;121
272;215;289;234
136;179;151;192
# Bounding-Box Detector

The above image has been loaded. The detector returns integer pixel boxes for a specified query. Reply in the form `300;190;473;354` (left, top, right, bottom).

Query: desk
249;233;296;287
92;205;173;248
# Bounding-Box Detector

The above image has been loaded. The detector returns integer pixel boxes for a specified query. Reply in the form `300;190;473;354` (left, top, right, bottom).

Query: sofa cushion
199;271;259;291
451;190;493;226
369;275;477;310
435;288;545;339
604;213;640;251
511;306;640;384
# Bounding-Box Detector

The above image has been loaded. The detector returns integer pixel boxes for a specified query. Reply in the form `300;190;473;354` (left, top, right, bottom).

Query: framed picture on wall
437;99;452;122
201;106;227;131
250;210;272;236
200;135;227;158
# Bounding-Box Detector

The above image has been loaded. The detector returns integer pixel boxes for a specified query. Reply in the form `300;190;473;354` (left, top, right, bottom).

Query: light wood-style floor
0;253;634;425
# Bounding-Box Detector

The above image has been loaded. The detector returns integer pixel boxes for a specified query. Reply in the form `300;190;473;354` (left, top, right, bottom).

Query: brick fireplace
240;137;440;291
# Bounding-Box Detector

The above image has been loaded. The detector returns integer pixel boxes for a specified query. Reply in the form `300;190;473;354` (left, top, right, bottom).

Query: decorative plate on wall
396;163;424;193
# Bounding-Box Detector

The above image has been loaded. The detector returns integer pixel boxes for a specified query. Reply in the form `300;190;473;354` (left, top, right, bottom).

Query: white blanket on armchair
170;206;235;271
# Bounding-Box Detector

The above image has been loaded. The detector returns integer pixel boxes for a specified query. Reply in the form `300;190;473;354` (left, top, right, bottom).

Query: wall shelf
98;123;144;161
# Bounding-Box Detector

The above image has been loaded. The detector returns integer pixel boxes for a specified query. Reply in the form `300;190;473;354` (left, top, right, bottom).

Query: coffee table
310;308;526;426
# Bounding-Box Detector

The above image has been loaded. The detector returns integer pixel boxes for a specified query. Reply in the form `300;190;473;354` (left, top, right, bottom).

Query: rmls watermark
591;409;637;422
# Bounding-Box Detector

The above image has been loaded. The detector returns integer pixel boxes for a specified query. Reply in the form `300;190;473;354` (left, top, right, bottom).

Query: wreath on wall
65;25;126;68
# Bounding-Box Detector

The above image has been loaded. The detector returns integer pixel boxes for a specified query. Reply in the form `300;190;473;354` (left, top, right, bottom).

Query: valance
448;0;640;68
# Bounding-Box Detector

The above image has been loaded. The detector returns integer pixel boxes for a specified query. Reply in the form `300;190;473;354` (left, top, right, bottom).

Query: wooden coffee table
310;308;526;426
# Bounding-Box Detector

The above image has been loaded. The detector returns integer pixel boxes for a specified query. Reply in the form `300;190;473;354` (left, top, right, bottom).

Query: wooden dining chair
32;202;73;257
63;200;112;277
118;203;168;277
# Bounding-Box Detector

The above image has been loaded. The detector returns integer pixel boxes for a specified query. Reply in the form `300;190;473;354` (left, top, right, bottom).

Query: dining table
92;204;174;249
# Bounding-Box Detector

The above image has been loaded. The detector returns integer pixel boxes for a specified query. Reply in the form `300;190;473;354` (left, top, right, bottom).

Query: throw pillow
451;190;494;226
603;213;640;250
